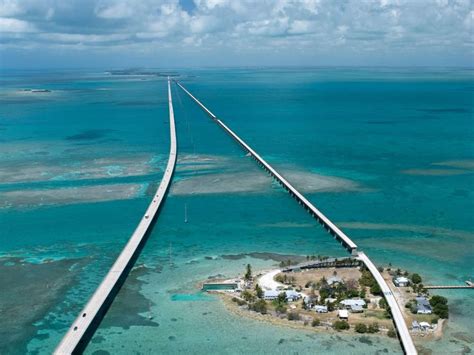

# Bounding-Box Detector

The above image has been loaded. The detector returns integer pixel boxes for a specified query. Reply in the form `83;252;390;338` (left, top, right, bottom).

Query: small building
327;276;343;286
350;304;364;313
285;290;301;302
394;276;410;287
314;305;328;313
340;299;366;313
412;320;420;331
304;296;316;309
340;299;366;308
419;321;431;331
416;297;432;314
338;309;349;320
263;290;280;300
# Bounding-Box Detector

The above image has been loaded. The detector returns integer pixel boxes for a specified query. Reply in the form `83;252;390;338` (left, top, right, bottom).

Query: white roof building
314;305;328;313
394;276;410;287
340;299;366;307
338;309;349;319
263;290;280;300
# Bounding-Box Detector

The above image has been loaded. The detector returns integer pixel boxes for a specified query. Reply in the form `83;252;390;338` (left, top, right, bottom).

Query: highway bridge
176;80;418;355
55;78;177;354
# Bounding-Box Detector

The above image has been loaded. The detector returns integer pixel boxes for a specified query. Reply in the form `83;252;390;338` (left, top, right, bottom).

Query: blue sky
0;0;472;68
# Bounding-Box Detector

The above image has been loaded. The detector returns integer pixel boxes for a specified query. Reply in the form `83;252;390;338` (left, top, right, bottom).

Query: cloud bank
0;0;472;68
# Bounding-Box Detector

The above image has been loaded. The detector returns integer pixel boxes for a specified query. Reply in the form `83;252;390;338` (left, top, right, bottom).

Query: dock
54;78;177;354
176;80;417;355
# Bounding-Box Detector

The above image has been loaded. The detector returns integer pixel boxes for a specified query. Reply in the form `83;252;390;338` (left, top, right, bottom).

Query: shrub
275;303;287;314
430;295;448;307
431;316;439;325
232;297;246;306
355;323;367;333
370;283;382;296
287;312;300;321
368;323;379;333
250;299;267;314
387;328;397;338
333;320;350;331
430;296;449;319
312;318;321;327
277;292;288;304
244;264;252;281
411;273;422;284
241;290;255;303
255;284;263;299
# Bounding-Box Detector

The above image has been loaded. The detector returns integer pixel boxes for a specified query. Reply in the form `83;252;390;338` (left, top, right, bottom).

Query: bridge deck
175;81;357;253
176;81;417;355
55;79;177;354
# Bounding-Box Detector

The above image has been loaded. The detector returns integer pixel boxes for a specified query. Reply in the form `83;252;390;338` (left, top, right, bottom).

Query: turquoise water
0;68;473;354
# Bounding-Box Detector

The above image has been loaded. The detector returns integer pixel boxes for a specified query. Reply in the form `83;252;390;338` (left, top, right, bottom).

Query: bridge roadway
176;81;417;355
55;78;177;354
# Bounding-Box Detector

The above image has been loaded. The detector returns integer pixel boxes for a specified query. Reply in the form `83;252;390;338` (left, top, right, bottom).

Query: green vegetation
430;295;449;319
244;264;252;281
370;283;382;296
272;292;288;314
368;323;380;333
275;273;296;285
231;297;246;306
411;273;422;284
241;290;255;303
255;284;263;299
387;328;397;338
355;323;368;333
312;318;320;327
250;299;267;314
359;269;382;295
333;320;350;331
279;259;297;268
275;303;287;314
287;312;300;321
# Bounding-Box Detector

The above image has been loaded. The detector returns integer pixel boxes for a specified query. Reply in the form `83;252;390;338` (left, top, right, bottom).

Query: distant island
201;256;449;341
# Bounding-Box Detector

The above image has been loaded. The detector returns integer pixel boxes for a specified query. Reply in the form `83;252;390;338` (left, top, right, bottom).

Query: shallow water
0;68;473;354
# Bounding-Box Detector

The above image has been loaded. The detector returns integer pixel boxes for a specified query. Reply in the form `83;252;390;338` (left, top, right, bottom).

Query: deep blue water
0;68;473;354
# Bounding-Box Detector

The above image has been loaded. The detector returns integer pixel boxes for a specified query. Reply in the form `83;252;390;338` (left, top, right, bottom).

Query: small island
201;256;449;340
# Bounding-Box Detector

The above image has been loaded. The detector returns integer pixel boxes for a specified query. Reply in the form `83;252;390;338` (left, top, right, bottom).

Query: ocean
0;68;473;354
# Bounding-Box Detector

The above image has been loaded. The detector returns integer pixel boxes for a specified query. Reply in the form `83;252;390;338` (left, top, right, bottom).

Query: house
338;309;349;320
314;305;328;313
412;320;421;331
340;299;366;313
416;297;432;314
394;276;410;287
350;305;364;313
327;276;343;286
285;290;301;302
263;290;280;300
263;290;301;301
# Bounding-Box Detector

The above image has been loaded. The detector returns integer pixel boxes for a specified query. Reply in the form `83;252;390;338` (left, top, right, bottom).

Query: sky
0;0;472;69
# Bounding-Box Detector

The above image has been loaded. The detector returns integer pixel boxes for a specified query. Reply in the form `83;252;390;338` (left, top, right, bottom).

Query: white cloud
0;0;472;66
0;17;35;32
0;0;22;17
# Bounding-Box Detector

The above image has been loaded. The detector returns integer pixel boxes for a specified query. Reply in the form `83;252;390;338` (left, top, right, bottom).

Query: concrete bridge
176;80;417;355
55;78;177;354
